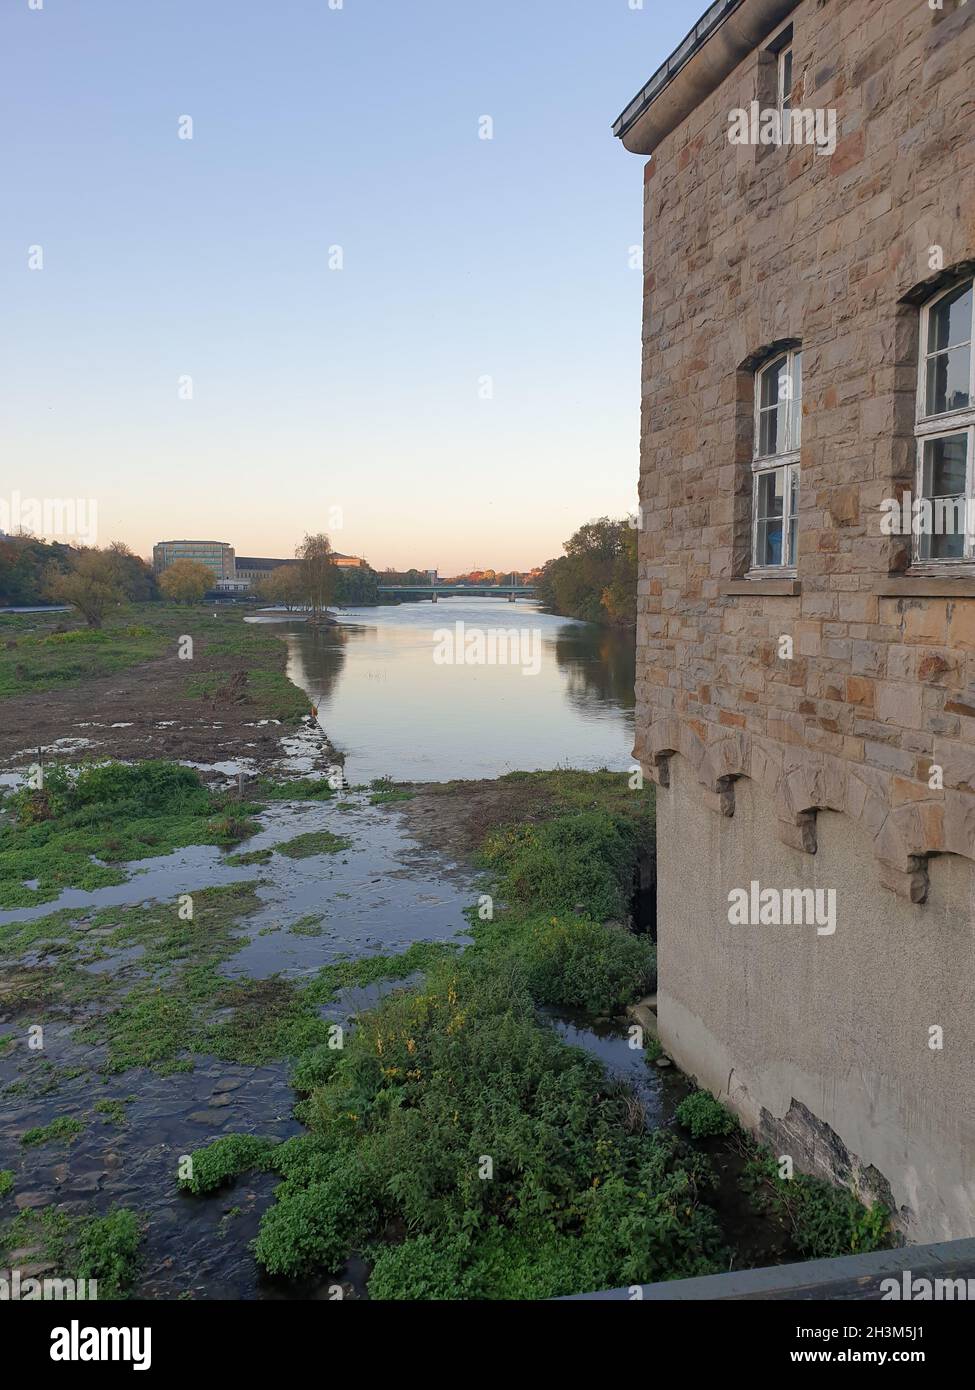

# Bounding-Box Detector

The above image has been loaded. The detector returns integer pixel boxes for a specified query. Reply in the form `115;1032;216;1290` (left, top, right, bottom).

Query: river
250;599;636;782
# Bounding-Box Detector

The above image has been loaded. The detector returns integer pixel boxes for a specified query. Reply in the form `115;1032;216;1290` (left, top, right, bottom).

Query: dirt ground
0;646;334;778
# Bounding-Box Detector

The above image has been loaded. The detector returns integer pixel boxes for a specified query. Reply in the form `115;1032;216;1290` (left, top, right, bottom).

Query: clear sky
1;0;690;573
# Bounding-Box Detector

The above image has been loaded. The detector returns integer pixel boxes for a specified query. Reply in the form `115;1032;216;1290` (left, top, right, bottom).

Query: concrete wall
657;757;975;1242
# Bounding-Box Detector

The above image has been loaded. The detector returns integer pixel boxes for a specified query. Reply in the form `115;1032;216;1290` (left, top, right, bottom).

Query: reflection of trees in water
288;622;359;707
551;623;636;711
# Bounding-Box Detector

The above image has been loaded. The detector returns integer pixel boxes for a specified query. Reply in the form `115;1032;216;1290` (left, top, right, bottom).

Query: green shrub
178;1134;279;1195
291;1044;341;1092
75;1208;142;1299
675;1092;739;1139
517;916;655;1012
0;1171;13;1198
482;810;642;921
72;761;208;815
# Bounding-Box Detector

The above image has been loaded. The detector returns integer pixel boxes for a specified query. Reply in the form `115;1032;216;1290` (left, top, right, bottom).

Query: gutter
612;0;800;156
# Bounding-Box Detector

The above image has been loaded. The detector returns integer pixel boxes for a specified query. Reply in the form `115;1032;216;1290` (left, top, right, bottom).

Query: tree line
0;532;375;628
533;518;636;629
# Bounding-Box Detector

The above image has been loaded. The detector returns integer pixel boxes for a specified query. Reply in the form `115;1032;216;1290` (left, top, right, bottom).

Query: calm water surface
251;599;635;783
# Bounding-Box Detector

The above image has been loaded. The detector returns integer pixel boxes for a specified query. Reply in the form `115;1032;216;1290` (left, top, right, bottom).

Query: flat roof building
153;540;235;580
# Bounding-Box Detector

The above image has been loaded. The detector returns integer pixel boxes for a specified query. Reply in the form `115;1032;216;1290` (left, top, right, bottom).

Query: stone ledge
877;577;975;598
720;579;801;596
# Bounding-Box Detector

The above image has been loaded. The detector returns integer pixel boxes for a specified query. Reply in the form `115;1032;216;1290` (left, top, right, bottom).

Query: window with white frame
915;278;975;562
767;23;794;120
751;350;801;572
777;43;793;116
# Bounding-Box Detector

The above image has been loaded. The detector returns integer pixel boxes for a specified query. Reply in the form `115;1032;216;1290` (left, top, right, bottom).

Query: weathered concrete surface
657;760;975;1243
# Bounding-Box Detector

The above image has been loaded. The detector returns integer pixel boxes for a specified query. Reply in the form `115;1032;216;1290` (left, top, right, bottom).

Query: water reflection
253;600;634;783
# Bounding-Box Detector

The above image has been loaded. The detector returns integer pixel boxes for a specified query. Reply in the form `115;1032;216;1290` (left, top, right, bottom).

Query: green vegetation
75;1207;143;1299
176;776;686;1297
0;1171;14;1198
0;600;309;717
94;1098;130;1127
276;829;352;859
288;914;326;936
675;1092;740;1139
534;517;636;628
743;1150;894;1259
0;761;258;909
185;956;721;1293
0;1203;144;1299
21;1115;85;1147
257;777;335;801
224;847;273;866
179;1135;280;1196
482;809;642;922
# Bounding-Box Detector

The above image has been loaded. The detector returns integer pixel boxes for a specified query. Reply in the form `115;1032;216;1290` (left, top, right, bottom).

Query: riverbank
0;604;337;780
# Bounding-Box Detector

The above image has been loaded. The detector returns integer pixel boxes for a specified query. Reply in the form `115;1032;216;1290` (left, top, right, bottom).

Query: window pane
927;283;973;353
922;433;968;497
780;50;792;110
756;519;784;567
758;358;787;457
756;468;786;518
919;434;968;560
760;359;783;411
925;344;971;415
758;407;778;456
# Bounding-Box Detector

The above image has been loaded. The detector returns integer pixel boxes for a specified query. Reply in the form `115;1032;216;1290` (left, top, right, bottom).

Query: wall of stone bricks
636;0;975;901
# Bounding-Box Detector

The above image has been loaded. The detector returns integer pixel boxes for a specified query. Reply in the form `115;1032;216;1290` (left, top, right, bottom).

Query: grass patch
276;830;351;859
21;1115;84;1147
288;915;326;936
0;761;259;909
0;1171;13;1198
257;777;335;802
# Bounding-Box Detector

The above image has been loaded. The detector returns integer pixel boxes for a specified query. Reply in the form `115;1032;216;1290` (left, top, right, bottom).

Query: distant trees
257;564;306;611
44;549;125;629
334;563;379;606
106;542;159;602
0;533;77;606
159;558;213;604
0;534;159;611
534;518;636;629
296;533;336;621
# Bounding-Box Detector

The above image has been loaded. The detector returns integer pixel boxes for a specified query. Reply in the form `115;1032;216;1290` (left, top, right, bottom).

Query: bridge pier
431;592;437;602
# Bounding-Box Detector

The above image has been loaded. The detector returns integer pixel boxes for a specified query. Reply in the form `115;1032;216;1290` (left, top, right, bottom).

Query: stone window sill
720;579;801;596
877;577;975;598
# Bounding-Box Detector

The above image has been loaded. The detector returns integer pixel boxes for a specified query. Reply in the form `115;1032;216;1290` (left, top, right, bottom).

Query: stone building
615;0;975;1240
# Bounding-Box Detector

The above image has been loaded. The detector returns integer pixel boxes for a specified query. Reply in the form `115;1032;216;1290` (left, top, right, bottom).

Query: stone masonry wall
637;0;975;901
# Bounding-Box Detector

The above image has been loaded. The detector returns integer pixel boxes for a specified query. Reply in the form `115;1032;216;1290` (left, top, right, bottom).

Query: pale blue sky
1;0;690;571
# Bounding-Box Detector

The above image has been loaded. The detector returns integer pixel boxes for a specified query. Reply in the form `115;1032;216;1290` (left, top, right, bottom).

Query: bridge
377;584;536;602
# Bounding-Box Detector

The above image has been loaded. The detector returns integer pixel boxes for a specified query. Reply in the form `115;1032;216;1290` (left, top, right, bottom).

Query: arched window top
919;278;974;422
